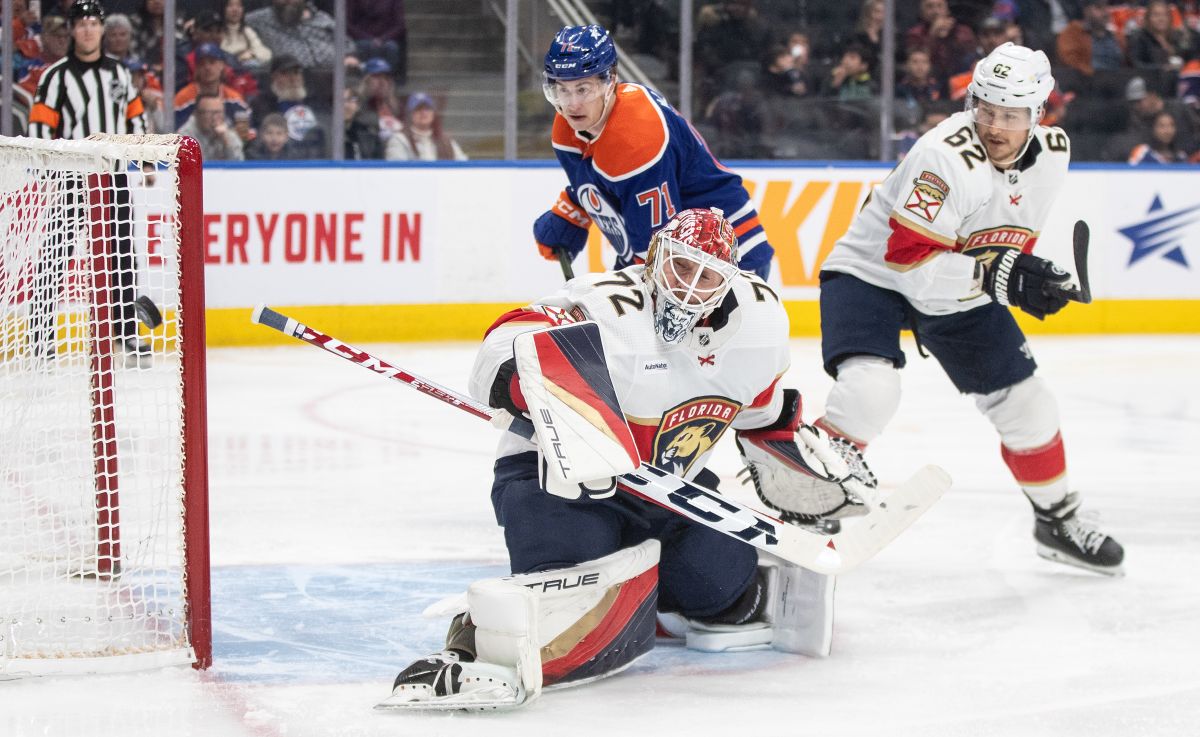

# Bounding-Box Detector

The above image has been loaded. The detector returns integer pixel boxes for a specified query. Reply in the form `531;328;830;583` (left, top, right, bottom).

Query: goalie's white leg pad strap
513;322;640;485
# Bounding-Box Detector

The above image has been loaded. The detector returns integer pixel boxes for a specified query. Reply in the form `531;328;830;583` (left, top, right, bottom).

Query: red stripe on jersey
749;375;782;409
541;565;658;685
1022;236;1039;255
627;421;658;463
886;217;954;266
1001;432;1066;485
483;309;556;339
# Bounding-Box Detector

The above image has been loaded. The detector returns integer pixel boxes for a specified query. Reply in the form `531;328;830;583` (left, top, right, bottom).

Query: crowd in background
5;0;466;161
6;0;1200;164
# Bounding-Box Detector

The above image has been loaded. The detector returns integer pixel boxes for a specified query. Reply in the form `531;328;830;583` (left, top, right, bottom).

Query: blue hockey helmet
543;24;616;82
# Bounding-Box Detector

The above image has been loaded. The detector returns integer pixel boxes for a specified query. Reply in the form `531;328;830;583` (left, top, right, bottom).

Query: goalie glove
735;389;871;528
976;247;1072;320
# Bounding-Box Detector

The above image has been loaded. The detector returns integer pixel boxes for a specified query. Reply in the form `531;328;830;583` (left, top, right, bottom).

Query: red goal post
0;134;210;677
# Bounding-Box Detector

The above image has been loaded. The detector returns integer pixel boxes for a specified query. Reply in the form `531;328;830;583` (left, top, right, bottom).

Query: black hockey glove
977;248;1072;320
488;358;528;418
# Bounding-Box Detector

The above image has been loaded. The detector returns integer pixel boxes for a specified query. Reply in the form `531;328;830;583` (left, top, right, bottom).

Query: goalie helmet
542;25;617;111
965;42;1053;162
644;208;740;345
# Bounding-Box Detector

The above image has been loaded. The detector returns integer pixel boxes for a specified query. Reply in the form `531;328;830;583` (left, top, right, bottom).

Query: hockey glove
488;358;529;418
735;389;871;527
977;248;1072;320
534;189;591;262
538;449;617;501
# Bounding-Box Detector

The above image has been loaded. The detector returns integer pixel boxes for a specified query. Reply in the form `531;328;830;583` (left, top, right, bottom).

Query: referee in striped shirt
29;0;150;358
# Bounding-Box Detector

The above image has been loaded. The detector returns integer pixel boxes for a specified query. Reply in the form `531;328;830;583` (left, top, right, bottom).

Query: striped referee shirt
29;53;145;139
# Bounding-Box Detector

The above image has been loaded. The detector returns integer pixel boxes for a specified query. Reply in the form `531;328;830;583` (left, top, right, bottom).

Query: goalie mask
644;208;740;345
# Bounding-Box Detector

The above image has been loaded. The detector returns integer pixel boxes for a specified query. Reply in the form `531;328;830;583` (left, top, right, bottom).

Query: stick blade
1070;220;1093;304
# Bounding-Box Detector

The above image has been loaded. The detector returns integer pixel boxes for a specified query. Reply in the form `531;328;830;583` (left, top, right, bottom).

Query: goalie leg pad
657;556;835;658
383;541;661;711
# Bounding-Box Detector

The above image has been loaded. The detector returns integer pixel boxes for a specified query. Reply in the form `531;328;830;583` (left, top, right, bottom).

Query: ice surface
4;336;1199;737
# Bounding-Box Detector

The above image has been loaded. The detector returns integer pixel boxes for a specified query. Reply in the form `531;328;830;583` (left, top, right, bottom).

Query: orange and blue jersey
550;83;772;272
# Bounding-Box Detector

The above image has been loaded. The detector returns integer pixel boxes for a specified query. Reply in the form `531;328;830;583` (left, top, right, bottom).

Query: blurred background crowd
4;0;1199;164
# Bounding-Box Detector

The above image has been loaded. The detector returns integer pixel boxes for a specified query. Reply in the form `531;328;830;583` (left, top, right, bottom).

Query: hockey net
0;134;210;677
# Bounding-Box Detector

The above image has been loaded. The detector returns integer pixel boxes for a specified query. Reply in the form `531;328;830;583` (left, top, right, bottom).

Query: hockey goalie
379;208;881;711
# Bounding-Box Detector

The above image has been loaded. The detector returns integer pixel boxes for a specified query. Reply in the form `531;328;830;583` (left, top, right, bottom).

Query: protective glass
967;97;1034;132
542;72;613;108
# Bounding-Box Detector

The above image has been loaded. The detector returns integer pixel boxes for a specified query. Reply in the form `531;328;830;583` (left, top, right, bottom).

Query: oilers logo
652;396;740;476
577;183;633;264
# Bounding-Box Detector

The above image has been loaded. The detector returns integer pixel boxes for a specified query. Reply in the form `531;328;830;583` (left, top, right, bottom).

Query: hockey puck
134;295;163;329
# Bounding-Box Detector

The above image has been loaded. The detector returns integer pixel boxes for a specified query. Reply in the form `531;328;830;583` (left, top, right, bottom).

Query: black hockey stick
1061;220;1092;304
250;304;951;574
557;249;576;281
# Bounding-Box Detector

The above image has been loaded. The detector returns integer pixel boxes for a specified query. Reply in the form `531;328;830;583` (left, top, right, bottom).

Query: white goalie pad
513;322;640;485
381;540;661;712
658;555;835;658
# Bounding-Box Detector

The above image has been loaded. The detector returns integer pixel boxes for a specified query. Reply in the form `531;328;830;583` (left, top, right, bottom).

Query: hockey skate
378;649;527;711
1032;493;1124;576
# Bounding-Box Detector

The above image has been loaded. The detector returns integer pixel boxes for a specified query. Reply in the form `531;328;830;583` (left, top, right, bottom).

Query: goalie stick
250;305;950;574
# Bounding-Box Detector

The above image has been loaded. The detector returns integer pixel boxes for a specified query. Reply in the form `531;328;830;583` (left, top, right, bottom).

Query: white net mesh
0;134;201;676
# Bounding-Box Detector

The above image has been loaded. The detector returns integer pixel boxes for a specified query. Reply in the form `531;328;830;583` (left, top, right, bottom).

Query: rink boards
190;162;1200;343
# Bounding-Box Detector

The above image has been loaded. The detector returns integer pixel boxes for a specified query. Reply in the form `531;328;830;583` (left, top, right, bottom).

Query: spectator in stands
851;0;885;72
173;43;251;134
1108;75;1197;159
385;92;468;161
103;13;135;65
244;113;301;160
129;0;165;68
1057;0;1126;77
221;0;272;71
343;88;382;159
180;11;225;81
896;47;943;105
702;68;769;158
695;0;769;105
246;0;336;71
250;53;328;158
1128;109;1192;164
178;92;244;161
18;14;70;96
947;16;1009;101
347;0;407;85
762;45;813;97
358;56;404;143
904;0;978;81
828;43;876;100
1127;0;1196;77
128;57;165;133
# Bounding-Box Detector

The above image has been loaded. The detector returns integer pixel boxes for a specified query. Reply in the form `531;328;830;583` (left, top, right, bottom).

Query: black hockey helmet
68;0;106;23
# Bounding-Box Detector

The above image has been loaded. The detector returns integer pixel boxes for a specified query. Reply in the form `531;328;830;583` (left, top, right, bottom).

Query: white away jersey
469;266;791;480
821;111;1070;315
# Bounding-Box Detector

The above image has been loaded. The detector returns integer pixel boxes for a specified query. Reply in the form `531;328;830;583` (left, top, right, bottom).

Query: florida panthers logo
577;183;632;264
652;396;740;476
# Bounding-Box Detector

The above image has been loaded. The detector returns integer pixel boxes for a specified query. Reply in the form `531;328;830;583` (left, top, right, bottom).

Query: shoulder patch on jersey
903;171;949;223
551;114;585;154
592;84;669;182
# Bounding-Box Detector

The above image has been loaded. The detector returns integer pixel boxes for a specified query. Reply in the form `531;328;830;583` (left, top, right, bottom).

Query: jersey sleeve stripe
884;216;956;269
483;309;557;338
732;215;761;238
726;200;755;223
29;102;59;128
126;96;144;119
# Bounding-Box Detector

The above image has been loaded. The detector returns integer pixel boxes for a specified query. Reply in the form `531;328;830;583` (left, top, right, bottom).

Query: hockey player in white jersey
815;43;1123;575
381;208;871;710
